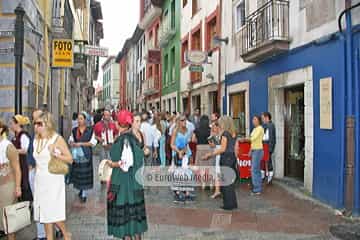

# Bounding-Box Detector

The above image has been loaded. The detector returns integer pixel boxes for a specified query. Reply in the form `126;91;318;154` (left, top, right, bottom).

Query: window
181;39;188;67
183;0;188;7
155;64;160;89
155;24;159;48
164;54;168;86
206;17;217;50
170;47;176;83
235;0;245;32
191;28;202;82
171;0;175;29
192;0;200;17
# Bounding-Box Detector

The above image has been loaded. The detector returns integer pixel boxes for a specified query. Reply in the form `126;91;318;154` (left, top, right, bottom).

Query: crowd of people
0;106;276;240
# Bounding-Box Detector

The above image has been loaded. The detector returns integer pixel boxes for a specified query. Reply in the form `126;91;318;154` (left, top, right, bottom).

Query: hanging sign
52;39;73;68
84;45;109;57
185;50;208;65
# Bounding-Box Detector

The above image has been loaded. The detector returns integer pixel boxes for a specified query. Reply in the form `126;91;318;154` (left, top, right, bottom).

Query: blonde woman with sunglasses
33;112;73;240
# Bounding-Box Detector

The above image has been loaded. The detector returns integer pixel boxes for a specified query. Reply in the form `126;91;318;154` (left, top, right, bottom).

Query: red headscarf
117;110;133;126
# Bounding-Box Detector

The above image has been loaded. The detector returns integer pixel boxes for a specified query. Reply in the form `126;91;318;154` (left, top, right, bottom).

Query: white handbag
98;159;113;182
2;201;31;234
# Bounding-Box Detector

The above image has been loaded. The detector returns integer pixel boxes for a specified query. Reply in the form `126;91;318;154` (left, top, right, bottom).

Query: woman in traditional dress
69;112;97;203
203;116;238;210
0;120;22;240
131;113;145;148
33;112;73;239
107;110;147;240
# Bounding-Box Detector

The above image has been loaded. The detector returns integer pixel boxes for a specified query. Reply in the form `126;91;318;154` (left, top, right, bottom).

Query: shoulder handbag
48;136;69;175
2;201;31;234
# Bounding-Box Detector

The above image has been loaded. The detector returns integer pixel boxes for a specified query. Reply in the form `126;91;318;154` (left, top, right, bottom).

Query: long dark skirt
220;153;238;210
19;155;33;201
108;188;147;238
70;156;93;190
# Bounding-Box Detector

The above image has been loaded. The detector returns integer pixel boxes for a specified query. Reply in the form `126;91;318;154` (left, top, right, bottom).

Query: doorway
192;95;201;113
209;91;218;115
284;85;305;181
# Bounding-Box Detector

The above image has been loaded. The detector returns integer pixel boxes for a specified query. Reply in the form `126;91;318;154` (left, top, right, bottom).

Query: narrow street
15;154;345;240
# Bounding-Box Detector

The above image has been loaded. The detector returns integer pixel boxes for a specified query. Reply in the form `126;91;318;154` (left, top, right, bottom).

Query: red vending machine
236;141;269;179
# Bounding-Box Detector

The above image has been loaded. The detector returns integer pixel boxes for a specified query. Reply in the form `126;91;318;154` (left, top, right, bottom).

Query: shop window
230;92;246;137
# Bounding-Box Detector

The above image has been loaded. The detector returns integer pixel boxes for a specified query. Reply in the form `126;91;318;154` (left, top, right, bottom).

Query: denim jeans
251;149;264;193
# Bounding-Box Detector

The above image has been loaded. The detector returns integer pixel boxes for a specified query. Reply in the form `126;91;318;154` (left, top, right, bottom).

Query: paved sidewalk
10;155;349;240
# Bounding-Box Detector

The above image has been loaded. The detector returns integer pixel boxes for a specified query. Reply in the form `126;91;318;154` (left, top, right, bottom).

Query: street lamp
213;36;229;46
14;4;25;114
212;35;229;114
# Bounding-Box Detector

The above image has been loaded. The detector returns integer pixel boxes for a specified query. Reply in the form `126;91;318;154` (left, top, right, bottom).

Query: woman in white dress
32;112;73;240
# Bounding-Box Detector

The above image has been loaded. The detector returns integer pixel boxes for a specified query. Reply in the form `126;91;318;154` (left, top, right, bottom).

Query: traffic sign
189;65;204;72
84;45;108;57
52;39;73;68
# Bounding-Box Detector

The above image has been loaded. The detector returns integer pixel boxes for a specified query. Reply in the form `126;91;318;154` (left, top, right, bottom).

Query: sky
95;0;140;87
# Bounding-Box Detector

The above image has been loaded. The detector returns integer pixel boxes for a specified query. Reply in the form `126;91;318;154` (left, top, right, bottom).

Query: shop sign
52;39;73;68
185;50;208;65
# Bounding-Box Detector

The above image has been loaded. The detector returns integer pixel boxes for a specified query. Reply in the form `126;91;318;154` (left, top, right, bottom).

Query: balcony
159;16;176;48
144;39;161;63
143;77;160;96
139;1;162;30
240;0;290;63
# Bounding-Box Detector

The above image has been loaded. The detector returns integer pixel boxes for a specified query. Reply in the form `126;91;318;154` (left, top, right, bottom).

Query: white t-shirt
152;125;162;148
20;134;30;152
140;122;155;147
68;134;98;147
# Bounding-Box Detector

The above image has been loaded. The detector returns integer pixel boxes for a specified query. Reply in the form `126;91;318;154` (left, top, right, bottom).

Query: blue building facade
224;27;360;211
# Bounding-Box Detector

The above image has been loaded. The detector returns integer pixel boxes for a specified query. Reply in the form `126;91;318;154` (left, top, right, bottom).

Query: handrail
246;0;289;22
338;2;360;33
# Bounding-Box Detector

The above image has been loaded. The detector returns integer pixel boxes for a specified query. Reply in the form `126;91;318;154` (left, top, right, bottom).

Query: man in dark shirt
262;112;276;184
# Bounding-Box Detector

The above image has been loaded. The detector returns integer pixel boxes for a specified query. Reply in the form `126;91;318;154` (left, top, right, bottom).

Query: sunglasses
34;121;44;127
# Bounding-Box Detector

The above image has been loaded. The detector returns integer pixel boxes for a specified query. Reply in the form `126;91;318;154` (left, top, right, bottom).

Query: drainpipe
345;0;355;215
218;0;222;112
354;45;360;216
338;0;360;215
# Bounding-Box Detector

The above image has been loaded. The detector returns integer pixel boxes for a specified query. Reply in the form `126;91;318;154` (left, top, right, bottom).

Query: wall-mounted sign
52;39;73;68
147;49;161;64
84;45;109;57
185;50;208;65
189;65;204;72
0;31;13;37
320;77;333;129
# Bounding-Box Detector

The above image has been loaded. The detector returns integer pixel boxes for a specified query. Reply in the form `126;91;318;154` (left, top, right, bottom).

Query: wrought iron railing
240;0;289;55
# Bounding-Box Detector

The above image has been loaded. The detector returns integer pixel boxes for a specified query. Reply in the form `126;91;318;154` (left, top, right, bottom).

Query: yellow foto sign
52;39;73;68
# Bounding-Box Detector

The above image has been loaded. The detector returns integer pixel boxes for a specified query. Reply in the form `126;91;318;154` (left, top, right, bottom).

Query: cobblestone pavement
11;155;348;240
